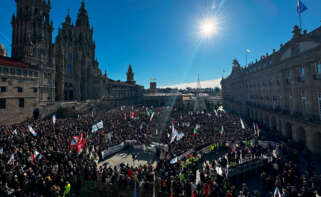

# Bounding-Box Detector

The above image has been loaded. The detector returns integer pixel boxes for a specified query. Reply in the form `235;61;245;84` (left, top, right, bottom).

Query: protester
0;106;320;196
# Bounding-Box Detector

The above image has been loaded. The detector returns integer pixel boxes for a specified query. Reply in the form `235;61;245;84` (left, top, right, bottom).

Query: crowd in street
0;105;320;196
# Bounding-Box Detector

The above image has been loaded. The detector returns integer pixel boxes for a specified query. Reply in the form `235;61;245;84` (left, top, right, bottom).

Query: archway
33;108;40;120
284;122;292;139
294;126;306;145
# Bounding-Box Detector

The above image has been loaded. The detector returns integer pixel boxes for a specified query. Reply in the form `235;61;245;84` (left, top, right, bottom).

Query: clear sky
0;0;320;88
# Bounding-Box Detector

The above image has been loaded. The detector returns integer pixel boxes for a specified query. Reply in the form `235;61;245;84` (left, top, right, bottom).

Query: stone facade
53;2;102;101
0;0;145;125
221;25;321;153
0;56;40;124
11;0;55;106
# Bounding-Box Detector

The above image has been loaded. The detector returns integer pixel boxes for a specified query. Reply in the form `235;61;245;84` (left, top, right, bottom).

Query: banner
101;142;125;159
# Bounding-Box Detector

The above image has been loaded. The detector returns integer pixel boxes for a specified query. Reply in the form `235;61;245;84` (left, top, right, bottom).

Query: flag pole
297;0;302;29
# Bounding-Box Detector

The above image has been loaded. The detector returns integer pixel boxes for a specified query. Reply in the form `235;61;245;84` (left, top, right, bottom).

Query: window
66;64;72;74
10;68;15;75
17;87;23;93
3;67;8;74
29;71;33;77
1;78;7;82
19;98;24;108
33;88;38;93
317;63;321;73
67;53;72;61
300;66;305;77
23;70;27;76
16;69;21;75
34;72;38;77
0;87;6;92
0;99;5;109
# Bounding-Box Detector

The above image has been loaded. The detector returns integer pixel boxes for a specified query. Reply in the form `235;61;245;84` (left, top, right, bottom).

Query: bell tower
11;0;53;66
127;64;135;84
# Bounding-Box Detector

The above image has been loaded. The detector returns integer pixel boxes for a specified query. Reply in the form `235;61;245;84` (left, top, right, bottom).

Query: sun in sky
200;17;219;38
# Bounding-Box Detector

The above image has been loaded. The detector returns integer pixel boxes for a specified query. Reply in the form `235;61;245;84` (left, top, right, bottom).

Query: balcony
313;73;321;80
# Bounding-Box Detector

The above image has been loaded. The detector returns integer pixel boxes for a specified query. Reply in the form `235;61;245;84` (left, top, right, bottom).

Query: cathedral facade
0;0;144;124
221;25;321;153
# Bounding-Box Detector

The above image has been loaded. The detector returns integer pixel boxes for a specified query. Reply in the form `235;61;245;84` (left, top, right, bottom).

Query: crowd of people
0;105;320;196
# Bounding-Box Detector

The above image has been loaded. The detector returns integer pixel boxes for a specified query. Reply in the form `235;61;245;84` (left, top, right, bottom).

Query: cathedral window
67;53;72;61
34;72;38;77
23;70;27;76
29;71;33;77
66;64;72;74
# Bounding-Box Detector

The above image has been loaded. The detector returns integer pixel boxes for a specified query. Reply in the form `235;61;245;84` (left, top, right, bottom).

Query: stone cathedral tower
54;1;100;101
11;0;55;105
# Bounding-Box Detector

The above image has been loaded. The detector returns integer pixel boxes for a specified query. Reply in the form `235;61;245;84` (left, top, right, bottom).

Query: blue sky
0;0;320;88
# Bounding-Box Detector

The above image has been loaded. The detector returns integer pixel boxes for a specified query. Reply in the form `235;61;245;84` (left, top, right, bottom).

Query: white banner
101;142;125;159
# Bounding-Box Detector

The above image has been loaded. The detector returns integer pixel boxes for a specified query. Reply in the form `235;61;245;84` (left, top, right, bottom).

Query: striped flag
28;125;37;137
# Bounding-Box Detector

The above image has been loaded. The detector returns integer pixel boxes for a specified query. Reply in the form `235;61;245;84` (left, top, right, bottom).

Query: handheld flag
13;129;17;135
150;112;155;121
193;124;200;136
256;123;260;137
52;114;56;125
170;157;178;164
220;125;224;135
28;125;37;137
7;154;14;164
240;118;245;129
253;122;257;135
274;187;281;197
131;112;135;119
297;0;307;14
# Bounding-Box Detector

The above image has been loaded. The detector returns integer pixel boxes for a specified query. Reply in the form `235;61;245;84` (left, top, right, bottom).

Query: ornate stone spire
76;0;89;27
65;9;71;24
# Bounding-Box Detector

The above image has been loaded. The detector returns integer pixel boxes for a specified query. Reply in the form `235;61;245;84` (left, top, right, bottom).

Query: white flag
170;157;178;164
253;123;257;135
150;112;155;121
7;154;14;164
13;129;17;135
240;118;245;129
220;125;224;135
28;125;37;137
52;114;56;125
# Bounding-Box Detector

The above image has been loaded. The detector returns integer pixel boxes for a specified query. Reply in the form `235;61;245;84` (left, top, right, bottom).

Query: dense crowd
0;106;320;196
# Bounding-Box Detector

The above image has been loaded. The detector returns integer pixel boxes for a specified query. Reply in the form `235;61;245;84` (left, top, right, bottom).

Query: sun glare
200;18;218;38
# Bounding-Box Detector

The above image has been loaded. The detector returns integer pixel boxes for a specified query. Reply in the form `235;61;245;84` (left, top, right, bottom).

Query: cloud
161;78;221;89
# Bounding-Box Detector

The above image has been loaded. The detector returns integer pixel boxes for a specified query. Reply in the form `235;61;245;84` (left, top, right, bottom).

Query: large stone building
0;0;144;124
221;25;321;153
53;2;102;101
